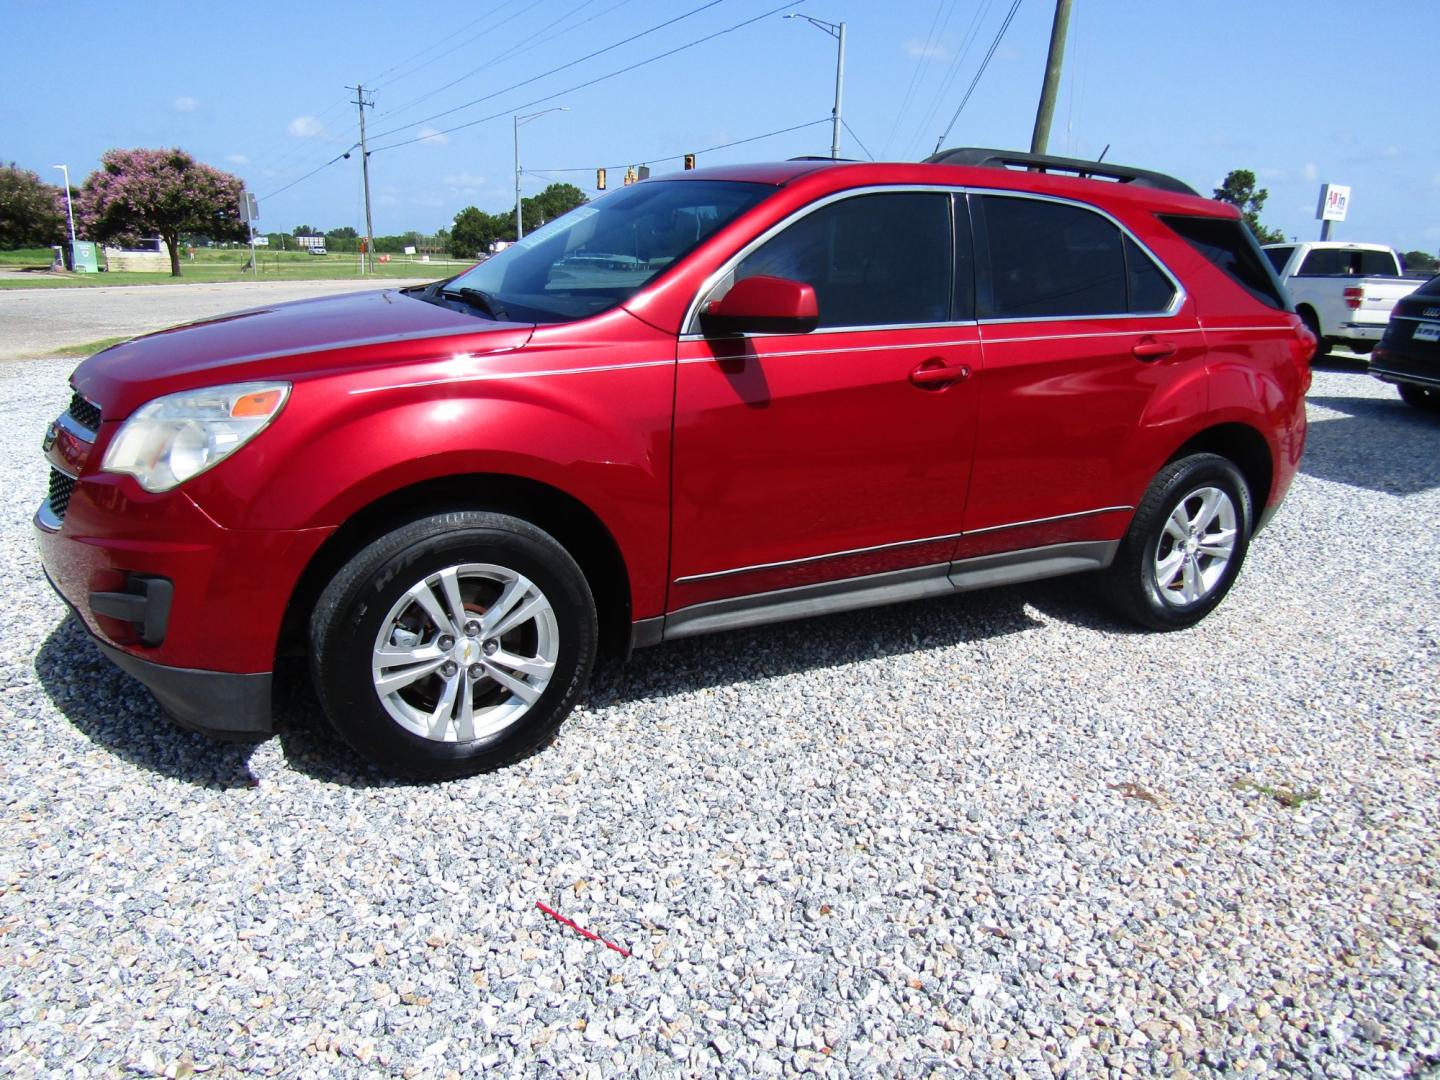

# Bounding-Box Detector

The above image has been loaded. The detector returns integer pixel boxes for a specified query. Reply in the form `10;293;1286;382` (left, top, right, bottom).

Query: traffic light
637;165;650;180
684;154;696;170
623;166;637;186
596;168;606;190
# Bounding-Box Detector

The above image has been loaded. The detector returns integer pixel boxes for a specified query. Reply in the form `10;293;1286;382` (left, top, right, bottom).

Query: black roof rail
924;147;1199;197
786;155;864;163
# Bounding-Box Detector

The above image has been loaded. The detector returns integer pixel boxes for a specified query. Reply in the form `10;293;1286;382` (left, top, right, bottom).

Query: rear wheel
1399;383;1440;411
310;512;597;780
1102;453;1252;631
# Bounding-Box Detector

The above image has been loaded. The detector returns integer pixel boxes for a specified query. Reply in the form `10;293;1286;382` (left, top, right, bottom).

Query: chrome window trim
680;184;970;339
679;183;1189;341
672;504;1133;584
971;189;1186;322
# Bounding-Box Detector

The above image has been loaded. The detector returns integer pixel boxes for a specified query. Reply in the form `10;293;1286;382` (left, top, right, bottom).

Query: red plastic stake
535;902;631;958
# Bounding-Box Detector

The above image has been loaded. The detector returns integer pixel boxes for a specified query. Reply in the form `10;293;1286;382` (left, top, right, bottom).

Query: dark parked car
1372;275;1440;410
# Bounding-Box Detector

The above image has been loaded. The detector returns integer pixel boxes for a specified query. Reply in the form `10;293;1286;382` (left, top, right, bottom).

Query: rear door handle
909;361;971;388
1132;339;1178;362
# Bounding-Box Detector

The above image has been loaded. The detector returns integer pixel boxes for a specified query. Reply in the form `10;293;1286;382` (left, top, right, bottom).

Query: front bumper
36;471;334;738
44;568;274;737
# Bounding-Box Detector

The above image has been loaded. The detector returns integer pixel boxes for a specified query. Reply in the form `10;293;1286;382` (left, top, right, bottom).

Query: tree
1212;169;1286;245
326;225;358;240
450;206;509;257
0;162;66;249
293;224;321;237
1402;250;1437;274
78;148;247;276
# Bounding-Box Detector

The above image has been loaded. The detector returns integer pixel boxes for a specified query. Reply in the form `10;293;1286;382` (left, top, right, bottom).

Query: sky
3;0;1436;253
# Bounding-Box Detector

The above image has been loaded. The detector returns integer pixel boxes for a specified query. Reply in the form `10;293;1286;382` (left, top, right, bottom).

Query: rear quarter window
1160;215;1288;311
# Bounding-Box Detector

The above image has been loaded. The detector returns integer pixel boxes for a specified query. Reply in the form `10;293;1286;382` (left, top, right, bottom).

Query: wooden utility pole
1029;0;1073;155
348;84;375;273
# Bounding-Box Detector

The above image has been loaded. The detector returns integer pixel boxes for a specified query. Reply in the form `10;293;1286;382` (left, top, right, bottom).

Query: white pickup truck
1262;242;1421;355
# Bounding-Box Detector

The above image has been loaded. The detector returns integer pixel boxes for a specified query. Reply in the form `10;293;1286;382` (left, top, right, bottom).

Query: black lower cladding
97;642;274;739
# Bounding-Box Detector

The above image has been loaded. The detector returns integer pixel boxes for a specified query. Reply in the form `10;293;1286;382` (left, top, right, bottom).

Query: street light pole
513;107;569;242
785;15;846;160
52;164;77;247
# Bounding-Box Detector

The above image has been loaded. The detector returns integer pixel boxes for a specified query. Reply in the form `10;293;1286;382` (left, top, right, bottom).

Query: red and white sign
1317;184;1351;222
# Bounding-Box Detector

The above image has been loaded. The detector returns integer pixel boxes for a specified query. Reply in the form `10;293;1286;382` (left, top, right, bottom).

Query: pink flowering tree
78;148;247;276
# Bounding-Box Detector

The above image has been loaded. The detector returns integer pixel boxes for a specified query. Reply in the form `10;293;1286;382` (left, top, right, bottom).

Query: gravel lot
1;348;1437;1077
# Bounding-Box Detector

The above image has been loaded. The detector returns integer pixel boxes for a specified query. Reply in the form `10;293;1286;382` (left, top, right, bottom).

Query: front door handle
909;360;971;389
1132;338;1178;362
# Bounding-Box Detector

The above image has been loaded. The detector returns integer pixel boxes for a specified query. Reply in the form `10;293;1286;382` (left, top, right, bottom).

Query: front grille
67;393;101;432
48;469;76;521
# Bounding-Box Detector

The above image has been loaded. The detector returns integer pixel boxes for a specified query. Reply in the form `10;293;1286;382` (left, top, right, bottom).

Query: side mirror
699;275;819;336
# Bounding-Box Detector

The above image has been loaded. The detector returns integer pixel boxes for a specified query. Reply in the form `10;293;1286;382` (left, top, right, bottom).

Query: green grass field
0;247;466;289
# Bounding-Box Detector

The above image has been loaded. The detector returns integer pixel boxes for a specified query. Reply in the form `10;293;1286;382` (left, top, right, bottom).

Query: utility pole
348;84;376;273
785;15;846;160
513;107;568;242
1029;0;1073;155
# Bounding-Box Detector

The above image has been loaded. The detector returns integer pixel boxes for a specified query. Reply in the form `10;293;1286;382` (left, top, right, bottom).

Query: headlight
102;381;290;493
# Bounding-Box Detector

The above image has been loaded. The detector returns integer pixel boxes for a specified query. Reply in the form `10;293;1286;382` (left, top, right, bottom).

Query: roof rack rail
786;155;864;163
924;147;1199;197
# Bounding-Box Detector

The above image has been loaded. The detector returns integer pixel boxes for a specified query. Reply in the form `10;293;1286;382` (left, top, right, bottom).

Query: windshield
444;180;771;323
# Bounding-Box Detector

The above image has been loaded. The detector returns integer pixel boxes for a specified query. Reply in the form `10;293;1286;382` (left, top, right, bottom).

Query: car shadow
34;578;1098;788
1303;389;1440;496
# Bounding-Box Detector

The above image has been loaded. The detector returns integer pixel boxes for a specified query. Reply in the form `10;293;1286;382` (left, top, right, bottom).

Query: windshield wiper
443;287;509;321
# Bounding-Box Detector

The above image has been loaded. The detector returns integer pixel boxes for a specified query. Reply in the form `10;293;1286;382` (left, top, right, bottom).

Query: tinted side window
1263;246;1293;274
1298;248;1349;276
1125;236;1178;313
1417;275;1440;298
979;195;1127;318
1160;215;1288;310
735;192;953;328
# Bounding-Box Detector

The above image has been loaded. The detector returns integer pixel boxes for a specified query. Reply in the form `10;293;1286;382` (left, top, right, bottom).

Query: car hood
73;288;535;421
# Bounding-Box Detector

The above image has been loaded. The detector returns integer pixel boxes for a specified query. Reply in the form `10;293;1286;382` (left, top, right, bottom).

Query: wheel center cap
458;640;478;664
1185;536;1200;555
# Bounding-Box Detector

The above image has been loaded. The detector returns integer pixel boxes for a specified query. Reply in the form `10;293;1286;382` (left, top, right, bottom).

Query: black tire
1399;383;1440;411
1101;453;1253;631
310;511;597;780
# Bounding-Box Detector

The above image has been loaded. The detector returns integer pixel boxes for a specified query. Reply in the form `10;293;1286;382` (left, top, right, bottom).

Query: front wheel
1399;383;1440;411
310;512;597;780
1101;454;1252;631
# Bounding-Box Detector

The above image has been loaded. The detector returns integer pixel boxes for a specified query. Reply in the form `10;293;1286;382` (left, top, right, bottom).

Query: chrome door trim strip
672;505;1131;584
657;540;1119;642
673;531;967;584
964;506;1132;536
676;337;981;364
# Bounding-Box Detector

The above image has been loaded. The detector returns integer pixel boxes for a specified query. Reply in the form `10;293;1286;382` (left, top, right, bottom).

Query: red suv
37;149;1313;779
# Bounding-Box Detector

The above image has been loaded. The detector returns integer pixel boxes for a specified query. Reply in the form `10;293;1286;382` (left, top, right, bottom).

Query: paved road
0;278;433;362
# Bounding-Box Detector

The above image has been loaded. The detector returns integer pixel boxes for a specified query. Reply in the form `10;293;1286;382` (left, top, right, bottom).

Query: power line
909;0;993;159
933;0;1024;155
369;0;805;154
841;119;874;161
377;0;627;121
257;145;357;202
880;0;951;160
365;0;733;146
366;0;536;91
530;117;832;173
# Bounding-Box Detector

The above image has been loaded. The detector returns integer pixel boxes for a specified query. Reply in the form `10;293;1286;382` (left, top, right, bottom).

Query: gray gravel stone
0;353;1436;1078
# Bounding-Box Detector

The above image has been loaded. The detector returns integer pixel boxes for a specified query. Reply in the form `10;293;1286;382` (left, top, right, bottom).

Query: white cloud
226;153;250;166
442;172;488;188
1378;145;1402;158
1258;167;1286;181
1302;162;1319;182
417;126;450;146
288;115;325;138
997;45;1021;62
903;38;950;61
172;96;199;112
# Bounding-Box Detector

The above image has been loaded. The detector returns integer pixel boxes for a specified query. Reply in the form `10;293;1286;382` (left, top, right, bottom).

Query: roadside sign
71;241;98;273
1317;184;1350;222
